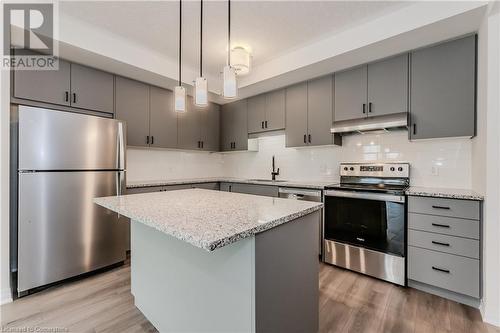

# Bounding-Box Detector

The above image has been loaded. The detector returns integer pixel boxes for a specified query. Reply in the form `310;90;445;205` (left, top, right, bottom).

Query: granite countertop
126;177;335;190
94;189;323;251
406;186;484;201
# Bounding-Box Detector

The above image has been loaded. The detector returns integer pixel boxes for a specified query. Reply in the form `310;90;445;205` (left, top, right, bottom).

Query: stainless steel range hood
331;112;408;135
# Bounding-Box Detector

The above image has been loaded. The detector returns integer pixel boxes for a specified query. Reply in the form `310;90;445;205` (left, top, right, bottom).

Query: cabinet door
149;86;177;149
247;94;266;133
285;83;308;147
115;77;150;147
334;65;367;122
178;96;201;150
232;100;249;151
220;104;234;151
410;36;476;140
70;63;114;113
230;183;279;197
307;76;333;146
265;89;285;131
201;103;220;151
14;58;71;106
367;54;408;117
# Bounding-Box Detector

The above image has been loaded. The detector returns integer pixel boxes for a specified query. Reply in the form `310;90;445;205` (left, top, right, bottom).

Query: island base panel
130;211;320;333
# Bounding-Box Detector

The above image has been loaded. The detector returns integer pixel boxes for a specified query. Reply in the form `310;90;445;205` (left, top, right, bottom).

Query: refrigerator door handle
117;121;126;170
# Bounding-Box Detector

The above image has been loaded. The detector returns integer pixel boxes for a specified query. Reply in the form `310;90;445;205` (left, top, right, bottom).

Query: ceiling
59;1;410;80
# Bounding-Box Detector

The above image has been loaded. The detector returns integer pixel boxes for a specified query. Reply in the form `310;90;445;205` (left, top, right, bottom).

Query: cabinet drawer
408;213;479;239
126;186;164;194
408;196;479;220
408;230;479;259
408;246;479;298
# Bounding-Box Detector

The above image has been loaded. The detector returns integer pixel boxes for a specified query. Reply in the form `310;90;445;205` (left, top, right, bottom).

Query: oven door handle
324;190;405;203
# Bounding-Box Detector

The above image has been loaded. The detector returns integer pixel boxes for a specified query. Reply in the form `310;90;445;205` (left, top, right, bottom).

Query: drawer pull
431;223;450;228
432;240;450;247
432;205;450;210
432;266;450;274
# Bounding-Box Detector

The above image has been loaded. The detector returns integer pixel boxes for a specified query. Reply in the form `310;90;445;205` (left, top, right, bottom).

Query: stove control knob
349;167;354;171
398;167;404;172
390;167;395;172
343;167;348;171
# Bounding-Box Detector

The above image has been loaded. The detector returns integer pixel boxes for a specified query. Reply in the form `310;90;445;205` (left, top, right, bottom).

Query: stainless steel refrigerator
14;105;127;296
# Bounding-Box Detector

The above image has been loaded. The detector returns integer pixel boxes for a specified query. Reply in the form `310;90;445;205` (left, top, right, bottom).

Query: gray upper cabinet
149;86;177;149
307;76;333;146
220;100;248;151
179;98;220;151
115;76;150;147
178;97;201;150
200;103;220;151
265;89;286;131
410;35;476;140
70;64;114;113
334;66;367;122
285;83;308;147
247;94;266;133
14;58;71;107
367;54;408;117
247;89;285;133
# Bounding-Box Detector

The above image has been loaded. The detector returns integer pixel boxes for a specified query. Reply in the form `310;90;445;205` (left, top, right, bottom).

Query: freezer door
18;171;127;293
18;105;126;171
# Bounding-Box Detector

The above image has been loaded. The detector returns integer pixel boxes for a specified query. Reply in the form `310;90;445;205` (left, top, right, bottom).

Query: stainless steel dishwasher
278;187;323;257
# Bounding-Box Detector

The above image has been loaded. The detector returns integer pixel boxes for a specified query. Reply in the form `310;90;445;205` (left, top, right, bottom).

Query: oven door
324;190;405;257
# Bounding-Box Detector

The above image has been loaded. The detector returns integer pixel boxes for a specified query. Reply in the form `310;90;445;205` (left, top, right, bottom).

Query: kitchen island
94;189;323;333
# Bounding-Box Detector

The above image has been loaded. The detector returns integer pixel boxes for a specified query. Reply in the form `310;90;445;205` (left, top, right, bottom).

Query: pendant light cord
179;0;182;86
227;0;231;66
200;0;203;77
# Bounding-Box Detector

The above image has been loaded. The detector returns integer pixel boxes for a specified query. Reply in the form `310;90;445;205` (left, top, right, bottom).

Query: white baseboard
0;288;12;305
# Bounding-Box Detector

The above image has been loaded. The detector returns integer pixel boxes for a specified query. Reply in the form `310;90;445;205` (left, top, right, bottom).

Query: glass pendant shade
174;86;186;112
194;77;208;107
223;65;237;99
230;47;251;75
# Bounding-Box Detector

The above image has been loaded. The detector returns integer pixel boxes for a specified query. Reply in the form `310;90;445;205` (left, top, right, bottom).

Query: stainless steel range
323;162;410;286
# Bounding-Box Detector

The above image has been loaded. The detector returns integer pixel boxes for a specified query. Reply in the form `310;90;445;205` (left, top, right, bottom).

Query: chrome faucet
271;155;280;181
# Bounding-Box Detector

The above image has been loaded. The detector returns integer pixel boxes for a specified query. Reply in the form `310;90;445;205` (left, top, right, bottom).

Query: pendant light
194;0;208;107
223;0;237;99
174;0;186;112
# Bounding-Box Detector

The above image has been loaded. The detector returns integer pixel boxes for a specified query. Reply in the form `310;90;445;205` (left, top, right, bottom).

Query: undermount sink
248;179;288;183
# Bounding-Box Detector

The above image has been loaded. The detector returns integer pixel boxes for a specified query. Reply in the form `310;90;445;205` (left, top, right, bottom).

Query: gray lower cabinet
410;35;476;140
115;76;150;147
149;86;177;149
220;100;248;151
14;58;72;107
70;63;114;113
286;78;340;148
222;183;279;197
247;89;285;134
408;196;481;304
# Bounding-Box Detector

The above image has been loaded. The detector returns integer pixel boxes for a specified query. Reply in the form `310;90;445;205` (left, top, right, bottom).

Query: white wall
0;5;12;304
472;2;500;327
129;132;473;188
126;148;224;182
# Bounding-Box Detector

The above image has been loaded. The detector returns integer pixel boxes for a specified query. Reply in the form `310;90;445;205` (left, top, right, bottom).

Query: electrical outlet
431;165;439;176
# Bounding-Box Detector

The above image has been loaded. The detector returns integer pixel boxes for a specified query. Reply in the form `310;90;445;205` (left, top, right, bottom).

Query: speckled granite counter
406;186;484;201
94;188;323;251
126;177;335;190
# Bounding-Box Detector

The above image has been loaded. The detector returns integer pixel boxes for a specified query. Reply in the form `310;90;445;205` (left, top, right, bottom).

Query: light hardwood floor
1;262;498;333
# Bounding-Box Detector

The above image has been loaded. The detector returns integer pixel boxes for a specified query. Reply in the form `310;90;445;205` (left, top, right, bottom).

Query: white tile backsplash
127;131;472;188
